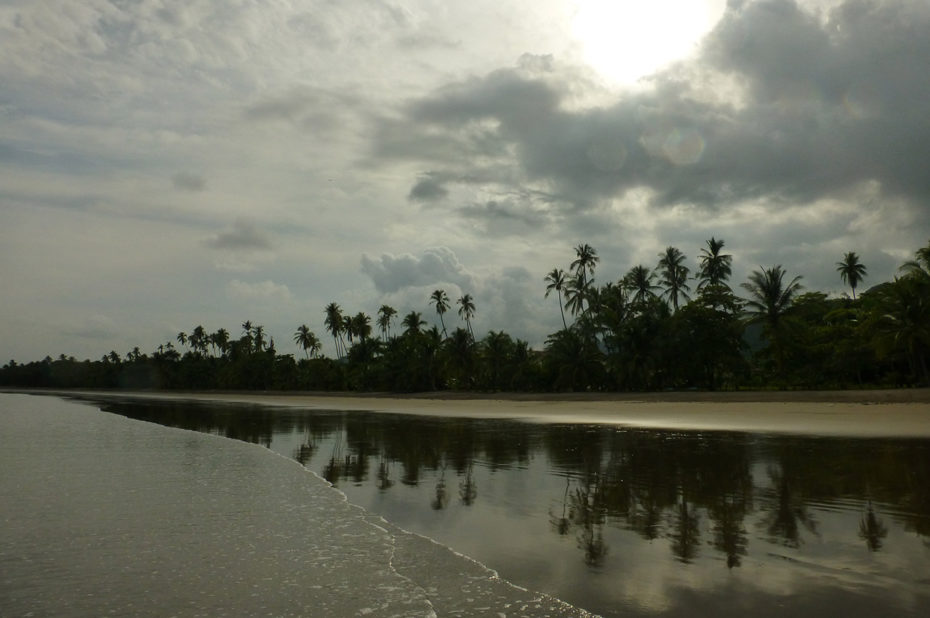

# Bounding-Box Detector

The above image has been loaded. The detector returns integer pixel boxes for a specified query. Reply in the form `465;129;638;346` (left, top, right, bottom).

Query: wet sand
17;388;930;438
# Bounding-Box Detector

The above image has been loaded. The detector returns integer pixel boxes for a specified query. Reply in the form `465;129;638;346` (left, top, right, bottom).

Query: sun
571;0;726;86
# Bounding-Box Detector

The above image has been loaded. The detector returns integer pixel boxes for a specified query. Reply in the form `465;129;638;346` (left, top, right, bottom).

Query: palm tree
899;240;930;282
657;246;691;311
190;325;207;356
697;237;733;290
377;305;397;340
213;328;230;357
544;268;569;330
176;332;187;349
402;311;427;335
249;325;265;352
294;324;321;359
623;265;658;306
570;244;599;314
324;303;346;359
741;265;803;329
876;276;930;383
457;294;476;338
564;273;590;318
351;312;372;342
429;289;451;337
741;265;803;374
343;317;356;348
241;320;254;353
836;252;867;299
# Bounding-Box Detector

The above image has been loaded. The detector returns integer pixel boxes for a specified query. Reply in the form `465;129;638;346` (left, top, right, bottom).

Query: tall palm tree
623;265;658;306
836;252;867;299
213;328;230;357
457;294;476;338
741;265;803;374
377;305;397;340
564;273;591;318
429;289;451;337
190;325;207;356
241;320;254;353
343;317;356;348
176;332;187;349
294;324;321;359
252;325;266;352
657;246;691;311
544;268;569;330
402;311;427;335
697;237;733;290
570;244;599;314
324;303;346;359
351;312;372;342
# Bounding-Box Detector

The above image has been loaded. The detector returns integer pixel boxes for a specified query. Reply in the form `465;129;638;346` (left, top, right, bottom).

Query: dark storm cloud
377;0;930;218
408;174;449;202
204;219;272;251
172;172;205;192
360;247;476;294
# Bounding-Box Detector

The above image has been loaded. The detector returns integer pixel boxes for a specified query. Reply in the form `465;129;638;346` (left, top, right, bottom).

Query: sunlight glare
572;0;726;86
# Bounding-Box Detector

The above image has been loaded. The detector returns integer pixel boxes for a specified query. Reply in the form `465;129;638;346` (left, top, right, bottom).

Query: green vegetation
3;240;929;392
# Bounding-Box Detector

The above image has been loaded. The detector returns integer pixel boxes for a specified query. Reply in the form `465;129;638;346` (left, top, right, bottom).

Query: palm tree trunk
558;291;567;330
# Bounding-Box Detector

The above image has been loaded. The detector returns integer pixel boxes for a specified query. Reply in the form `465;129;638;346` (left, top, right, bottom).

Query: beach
23;388;930;438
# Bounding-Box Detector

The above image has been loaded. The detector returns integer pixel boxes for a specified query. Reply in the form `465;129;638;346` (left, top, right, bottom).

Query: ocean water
4;393;930;617
0;393;589;617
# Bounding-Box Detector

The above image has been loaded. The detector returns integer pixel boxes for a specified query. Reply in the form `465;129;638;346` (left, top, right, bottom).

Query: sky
2;0;928;362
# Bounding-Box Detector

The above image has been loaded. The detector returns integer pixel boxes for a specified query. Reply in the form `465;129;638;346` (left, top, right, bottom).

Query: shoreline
8;387;930;438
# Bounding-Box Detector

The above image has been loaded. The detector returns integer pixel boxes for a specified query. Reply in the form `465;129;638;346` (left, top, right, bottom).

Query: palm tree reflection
376;455;394;491
459;464;477;506
549;476;572;536
764;466;817;548
670;500;700;564
859;503;888;552
432;464;448;510
568;473;609;568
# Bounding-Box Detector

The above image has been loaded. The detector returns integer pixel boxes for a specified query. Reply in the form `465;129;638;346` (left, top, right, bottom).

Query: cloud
172;172;205;192
376;0;930;217
408;175;449;202
204;219;272;251
60;314;119;340
458;197;554;236
226;279;292;303
360;247;476;295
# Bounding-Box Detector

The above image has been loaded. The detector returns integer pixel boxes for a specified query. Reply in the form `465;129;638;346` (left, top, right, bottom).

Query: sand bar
12;388;930;438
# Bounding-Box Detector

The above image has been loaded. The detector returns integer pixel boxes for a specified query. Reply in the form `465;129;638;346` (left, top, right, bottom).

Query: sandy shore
12;388;929;438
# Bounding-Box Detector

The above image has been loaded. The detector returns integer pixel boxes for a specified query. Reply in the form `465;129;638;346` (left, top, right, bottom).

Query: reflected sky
92;397;930;617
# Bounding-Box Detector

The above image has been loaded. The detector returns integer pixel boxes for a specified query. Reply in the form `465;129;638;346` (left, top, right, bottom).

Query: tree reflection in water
568;472;609;568
549;477;572;536
94;398;930;574
432;464;448;510
859;503;888;552
459;463;477;506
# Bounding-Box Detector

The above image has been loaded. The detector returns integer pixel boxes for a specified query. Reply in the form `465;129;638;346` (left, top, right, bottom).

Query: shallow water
63;394;930;618
0;394;588;617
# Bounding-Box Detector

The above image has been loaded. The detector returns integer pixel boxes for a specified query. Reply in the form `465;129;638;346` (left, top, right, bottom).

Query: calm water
0;394;588;617
81;395;930;617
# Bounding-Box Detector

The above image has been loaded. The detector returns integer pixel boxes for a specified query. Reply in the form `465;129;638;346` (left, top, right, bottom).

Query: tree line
2;239;928;392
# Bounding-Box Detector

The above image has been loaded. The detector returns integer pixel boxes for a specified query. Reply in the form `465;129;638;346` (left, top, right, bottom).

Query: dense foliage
3;240;929;392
